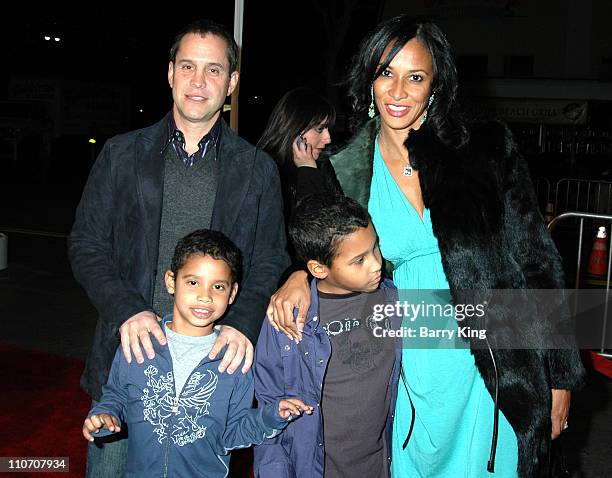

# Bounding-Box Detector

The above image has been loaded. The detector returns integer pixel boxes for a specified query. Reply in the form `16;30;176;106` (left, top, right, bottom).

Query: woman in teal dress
368;139;518;477
268;16;584;477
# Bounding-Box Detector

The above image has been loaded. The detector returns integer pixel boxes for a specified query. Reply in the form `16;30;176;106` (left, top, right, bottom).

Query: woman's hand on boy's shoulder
266;271;311;343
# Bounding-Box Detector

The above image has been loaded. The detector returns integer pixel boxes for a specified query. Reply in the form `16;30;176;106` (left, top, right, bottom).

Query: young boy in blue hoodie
83;229;312;477
254;195;401;478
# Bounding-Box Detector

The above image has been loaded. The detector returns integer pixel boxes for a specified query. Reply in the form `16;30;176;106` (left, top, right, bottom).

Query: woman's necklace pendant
403;165;413;177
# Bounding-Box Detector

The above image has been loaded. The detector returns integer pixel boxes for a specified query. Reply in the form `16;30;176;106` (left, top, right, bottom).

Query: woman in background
258;87;335;219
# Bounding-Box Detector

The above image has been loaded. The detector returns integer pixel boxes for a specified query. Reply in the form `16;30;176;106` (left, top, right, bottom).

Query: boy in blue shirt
83;229;311;477
254;195;401;478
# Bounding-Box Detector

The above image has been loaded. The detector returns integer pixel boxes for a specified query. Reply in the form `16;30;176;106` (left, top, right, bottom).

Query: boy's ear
228;282;239;304
164;271;175;295
307;260;329;280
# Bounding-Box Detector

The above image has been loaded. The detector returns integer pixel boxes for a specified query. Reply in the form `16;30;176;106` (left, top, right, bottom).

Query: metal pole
230;0;244;133
596;182;601;213
575;218;584;289
601;230;612;353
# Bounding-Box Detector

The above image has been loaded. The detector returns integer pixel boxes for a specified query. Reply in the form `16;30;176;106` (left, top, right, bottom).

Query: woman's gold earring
368;86;376;118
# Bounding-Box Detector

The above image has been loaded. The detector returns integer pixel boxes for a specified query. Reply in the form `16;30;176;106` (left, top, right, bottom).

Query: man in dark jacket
68;19;289;477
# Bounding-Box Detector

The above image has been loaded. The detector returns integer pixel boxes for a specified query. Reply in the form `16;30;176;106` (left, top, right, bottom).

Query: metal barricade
554;178;612;216
548;212;612;357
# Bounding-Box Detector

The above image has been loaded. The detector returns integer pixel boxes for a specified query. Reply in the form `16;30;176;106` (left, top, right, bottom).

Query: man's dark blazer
68;113;289;400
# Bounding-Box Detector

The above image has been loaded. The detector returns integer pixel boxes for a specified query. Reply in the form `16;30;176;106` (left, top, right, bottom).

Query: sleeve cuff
262;399;292;431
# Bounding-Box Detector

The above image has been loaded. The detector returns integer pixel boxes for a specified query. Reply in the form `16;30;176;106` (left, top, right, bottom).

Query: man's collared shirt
167;115;221;167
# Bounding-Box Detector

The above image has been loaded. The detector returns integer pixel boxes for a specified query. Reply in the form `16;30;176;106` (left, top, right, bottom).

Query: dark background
0;1;610;233
0;3;388;232
0;4;610;476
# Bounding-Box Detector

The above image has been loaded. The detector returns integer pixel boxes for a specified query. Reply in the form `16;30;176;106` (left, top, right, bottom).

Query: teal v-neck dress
368;140;518;477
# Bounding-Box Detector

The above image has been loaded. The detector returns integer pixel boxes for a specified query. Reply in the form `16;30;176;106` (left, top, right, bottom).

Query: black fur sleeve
501;125;586;390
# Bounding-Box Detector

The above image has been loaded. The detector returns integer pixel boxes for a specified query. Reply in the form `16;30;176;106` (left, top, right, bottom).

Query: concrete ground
0;232;610;477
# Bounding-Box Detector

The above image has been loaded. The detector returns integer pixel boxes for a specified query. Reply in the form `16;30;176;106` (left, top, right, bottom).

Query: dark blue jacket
89;317;290;478
68;115;289;401
253;279;401;478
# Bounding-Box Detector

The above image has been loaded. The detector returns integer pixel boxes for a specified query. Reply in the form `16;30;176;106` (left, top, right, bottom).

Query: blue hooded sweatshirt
88;316;290;478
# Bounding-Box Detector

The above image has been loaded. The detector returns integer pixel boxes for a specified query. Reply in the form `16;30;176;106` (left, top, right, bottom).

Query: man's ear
307;260;329;280
228;282;239;304
168;61;175;89
164;271;175;295
227;71;239;96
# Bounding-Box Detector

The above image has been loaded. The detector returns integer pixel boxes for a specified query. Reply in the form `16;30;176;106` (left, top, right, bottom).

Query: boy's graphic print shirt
318;290;396;478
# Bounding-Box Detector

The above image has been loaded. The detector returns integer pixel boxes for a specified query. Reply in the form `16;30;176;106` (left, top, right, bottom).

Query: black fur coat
309;118;586;477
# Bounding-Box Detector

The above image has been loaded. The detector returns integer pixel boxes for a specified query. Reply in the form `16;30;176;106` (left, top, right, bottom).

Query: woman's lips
385;104;410;117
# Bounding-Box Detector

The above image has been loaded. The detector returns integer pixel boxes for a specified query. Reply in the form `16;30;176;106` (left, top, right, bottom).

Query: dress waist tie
390;246;441;272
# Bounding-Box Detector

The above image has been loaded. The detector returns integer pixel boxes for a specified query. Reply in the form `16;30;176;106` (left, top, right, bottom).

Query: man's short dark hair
289;195;370;267
169;19;239;72
171;229;242;283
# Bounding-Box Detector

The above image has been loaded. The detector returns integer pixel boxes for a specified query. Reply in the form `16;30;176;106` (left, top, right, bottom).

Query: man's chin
176;108;219;125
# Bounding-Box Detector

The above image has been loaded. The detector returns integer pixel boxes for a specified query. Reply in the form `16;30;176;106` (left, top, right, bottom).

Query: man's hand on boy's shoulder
120;314;254;374
83;413;121;442
120;310;166;364
208;325;254;375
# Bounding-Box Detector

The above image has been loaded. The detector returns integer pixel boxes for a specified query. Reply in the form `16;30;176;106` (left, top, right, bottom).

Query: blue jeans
86;401;128;478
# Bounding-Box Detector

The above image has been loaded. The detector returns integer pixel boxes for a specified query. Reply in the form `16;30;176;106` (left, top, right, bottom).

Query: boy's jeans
85;401;128;478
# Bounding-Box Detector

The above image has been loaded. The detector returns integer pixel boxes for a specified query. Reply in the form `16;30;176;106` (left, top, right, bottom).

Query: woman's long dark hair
258;88;335;168
345;16;468;149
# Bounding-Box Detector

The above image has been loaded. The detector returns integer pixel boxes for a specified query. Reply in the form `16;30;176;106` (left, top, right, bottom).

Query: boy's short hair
171;229;242;282
289;194;370;266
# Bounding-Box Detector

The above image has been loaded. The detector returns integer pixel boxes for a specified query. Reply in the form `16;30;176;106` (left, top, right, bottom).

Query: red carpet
0;343;603;478
0;344;254;477
0;344;89;477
